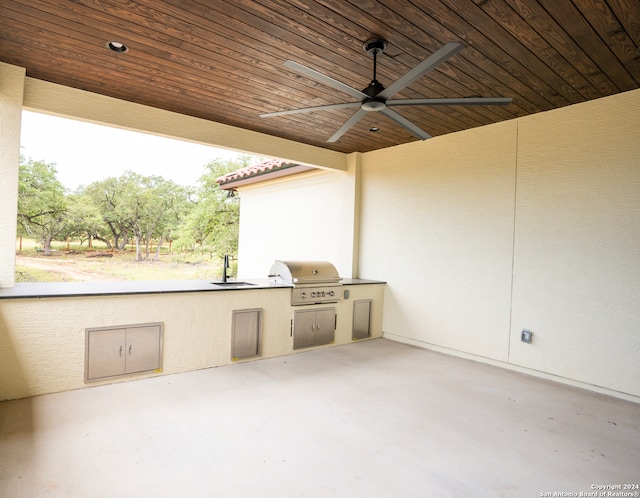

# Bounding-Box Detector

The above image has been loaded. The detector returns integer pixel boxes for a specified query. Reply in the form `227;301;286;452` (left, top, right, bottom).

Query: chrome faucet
222;254;230;282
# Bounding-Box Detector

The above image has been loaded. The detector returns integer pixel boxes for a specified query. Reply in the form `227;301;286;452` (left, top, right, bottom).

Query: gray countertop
0;278;384;299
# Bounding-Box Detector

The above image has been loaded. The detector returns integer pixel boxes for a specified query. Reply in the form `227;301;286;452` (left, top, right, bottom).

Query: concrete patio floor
0;338;638;497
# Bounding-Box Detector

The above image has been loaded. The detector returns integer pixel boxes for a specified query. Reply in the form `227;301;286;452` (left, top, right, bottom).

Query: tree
83;172;139;250
174;155;256;261
84;171;192;260
17;157;68;255
60;193;108;248
129;175;190;261
151;183;193;260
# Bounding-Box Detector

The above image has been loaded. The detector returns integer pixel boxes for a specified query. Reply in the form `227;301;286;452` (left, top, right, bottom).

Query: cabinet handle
129;344;132;355
119;345;123;357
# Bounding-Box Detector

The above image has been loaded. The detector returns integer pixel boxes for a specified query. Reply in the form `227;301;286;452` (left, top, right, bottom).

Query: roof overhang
216;159;316;190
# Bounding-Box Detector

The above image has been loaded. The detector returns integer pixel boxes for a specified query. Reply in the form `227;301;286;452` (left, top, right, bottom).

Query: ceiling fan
260;39;512;143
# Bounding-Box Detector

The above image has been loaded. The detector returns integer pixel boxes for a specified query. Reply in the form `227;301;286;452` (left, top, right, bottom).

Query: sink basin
211;281;256;287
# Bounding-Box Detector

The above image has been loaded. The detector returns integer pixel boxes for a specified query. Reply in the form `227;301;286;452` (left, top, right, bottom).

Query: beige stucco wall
358;89;640;400
0;62;24;288
360;120;517;361
509;92;640;396
0;284;384;400
236;162;360;279
23;77;346;173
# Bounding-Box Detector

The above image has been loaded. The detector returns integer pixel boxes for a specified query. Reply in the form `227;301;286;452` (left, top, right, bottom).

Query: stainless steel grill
269;260;342;306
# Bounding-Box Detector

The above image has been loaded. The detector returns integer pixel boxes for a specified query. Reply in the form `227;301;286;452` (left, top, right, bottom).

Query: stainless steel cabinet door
314;308;335;346
126;325;162;374
86;327;126;380
293;308;335;349
85;323;162;382
352;300;372;340
293;309;316;349
232;309;262;359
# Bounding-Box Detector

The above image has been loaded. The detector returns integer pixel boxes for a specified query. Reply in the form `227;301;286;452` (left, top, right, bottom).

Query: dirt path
15;255;119;282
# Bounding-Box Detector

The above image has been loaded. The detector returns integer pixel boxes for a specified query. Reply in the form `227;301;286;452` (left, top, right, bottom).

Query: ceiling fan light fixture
107;41;128;53
361;100;386;112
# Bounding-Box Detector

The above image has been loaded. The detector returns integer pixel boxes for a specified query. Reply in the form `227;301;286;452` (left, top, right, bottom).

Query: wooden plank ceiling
1;0;638;154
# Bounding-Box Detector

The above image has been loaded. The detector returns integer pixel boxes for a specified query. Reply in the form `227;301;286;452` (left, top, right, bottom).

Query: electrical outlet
521;329;533;343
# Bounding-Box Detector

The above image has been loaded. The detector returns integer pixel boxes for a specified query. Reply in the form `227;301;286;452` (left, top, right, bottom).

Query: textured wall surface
237;168;358;279
359;89;640;400
509;92;640;396
22;77;346;172
360;120;517;362
0;63;24;288
0;284;383;400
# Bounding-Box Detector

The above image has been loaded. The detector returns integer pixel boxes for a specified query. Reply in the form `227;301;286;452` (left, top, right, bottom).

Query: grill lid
269;260;341;285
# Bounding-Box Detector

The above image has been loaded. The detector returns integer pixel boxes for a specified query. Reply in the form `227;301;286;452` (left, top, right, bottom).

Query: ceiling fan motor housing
362;80;385;98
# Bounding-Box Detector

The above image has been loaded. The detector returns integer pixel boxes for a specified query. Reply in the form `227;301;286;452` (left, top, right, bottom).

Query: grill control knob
327;290;335;297
310;292;316;298
300;292;307;299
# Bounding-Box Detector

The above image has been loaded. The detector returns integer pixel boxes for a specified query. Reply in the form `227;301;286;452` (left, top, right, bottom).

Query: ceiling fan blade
284;60;368;101
327;109;367;142
378;42;465;100
260;102;361;118
386;97;512;106
379;108;431;140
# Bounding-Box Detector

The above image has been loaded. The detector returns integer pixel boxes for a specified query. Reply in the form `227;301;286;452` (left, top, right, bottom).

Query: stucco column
342;152;362;278
0;62;25;288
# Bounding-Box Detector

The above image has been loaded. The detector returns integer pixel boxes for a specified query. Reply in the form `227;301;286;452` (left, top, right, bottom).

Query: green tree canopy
128;174;191;261
17;157;68;256
174;155;257;263
61;192;111;248
82;174;137;250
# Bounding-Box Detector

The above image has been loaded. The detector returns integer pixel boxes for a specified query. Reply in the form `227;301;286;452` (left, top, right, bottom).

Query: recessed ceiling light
369;127;381;133
107;41;128;53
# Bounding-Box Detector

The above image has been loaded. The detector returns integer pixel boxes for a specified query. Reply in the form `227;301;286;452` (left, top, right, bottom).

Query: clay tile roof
216;158;315;189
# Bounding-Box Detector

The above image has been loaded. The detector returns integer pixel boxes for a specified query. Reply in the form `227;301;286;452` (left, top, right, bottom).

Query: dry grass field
15;239;225;283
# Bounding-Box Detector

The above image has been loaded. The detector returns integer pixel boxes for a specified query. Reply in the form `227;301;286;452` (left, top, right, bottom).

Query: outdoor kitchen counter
0;277;384;299
0;277;385;400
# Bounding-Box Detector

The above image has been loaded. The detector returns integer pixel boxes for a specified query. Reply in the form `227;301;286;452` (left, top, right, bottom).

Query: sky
19;110;250;190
